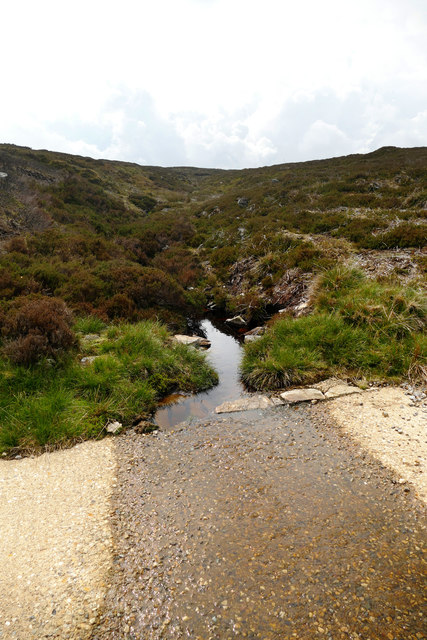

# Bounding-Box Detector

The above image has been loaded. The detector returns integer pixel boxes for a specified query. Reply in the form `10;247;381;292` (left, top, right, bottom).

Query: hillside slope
1;144;426;325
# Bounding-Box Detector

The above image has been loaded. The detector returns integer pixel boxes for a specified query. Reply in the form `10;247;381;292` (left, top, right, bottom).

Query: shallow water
94;407;426;640
155;319;246;429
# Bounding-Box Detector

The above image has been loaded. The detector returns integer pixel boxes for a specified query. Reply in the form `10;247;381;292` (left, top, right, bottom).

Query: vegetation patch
0;320;218;455
241;267;426;390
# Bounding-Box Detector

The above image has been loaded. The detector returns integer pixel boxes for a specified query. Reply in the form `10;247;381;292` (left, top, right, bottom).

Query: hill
0;144;425;453
1;143;425;325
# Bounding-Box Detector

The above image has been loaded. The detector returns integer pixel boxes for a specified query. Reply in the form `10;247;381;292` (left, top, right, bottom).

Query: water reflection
155;319;246;429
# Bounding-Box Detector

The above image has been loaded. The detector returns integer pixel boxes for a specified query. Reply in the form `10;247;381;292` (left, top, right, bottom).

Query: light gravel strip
323;387;427;504
0;439;116;640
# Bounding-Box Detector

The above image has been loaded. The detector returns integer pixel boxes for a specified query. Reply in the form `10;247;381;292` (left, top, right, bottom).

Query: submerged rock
133;420;158;434
215;396;274;413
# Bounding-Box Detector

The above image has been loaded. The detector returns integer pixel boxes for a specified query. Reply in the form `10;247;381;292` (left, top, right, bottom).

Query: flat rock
325;384;362;399
174;335;211;348
313;377;346;392
280;388;325;403
215;396;273;413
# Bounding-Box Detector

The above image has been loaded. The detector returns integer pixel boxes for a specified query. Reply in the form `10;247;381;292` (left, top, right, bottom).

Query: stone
280;389;325;404
173;335;211;348
324;385;362;399
80;356;99;366
313;377;345;393
225;315;247;327
215;396;274;413
294;301;309;314
237;197;249;207
244;326;265;343
106;421;123;434
270;396;286;406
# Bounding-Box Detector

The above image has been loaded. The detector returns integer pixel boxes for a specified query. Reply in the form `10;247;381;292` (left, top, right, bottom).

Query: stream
92;318;427;639
155;319;247;429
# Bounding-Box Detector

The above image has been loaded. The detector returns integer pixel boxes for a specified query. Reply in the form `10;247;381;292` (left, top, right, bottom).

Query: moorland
0;144;425;453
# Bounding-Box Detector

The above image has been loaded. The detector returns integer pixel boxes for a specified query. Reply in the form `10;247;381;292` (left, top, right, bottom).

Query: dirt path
1;389;425;639
92;405;426;640
322;387;427;503
0;440;115;640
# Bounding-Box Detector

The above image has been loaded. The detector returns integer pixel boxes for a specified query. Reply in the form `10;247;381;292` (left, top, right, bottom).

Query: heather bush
1;297;76;365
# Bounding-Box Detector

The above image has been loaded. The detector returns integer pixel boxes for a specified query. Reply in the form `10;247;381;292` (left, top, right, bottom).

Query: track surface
92;406;426;640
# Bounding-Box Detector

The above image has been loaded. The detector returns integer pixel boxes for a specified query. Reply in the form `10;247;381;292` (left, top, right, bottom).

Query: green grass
0;321;218;455
241;267;426;390
73;315;106;334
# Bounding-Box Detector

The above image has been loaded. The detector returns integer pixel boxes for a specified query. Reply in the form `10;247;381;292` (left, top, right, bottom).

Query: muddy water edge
92;402;426;639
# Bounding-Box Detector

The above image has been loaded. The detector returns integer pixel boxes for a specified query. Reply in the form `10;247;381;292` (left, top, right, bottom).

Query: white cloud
1;0;426;167
299;121;354;159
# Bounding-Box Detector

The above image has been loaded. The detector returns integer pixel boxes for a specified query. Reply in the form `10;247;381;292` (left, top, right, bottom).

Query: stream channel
155;318;247;429
93;320;426;639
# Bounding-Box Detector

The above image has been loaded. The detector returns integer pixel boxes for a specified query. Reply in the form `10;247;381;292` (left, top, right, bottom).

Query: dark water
155;319;247;429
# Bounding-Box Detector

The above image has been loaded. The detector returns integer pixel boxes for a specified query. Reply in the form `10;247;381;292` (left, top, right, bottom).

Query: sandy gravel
0;385;425;639
323;386;427;504
0;439;116;640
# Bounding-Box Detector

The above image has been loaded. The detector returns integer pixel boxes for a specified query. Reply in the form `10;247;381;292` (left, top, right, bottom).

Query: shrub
129;193;156;212
103;294;136;320
5;236;29;254
1;297;76;365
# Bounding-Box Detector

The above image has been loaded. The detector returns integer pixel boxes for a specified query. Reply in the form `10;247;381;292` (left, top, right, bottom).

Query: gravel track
1;388;425;639
0;440;115;640
322;387;427;503
92;405;426;640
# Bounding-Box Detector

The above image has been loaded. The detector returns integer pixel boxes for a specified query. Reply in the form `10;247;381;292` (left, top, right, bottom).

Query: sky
1;0;426;169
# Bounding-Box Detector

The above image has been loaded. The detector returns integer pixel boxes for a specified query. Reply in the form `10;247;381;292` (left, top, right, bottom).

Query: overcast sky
1;0;426;169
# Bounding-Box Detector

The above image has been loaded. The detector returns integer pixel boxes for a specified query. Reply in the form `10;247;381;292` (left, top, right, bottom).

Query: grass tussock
241;267;426;390
0;320;218;455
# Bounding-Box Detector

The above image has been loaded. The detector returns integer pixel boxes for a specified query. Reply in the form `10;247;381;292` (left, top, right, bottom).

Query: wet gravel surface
92;406;426;640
